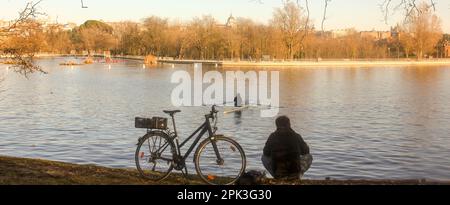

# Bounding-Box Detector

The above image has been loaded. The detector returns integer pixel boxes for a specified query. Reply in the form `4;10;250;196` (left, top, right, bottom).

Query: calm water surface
1;57;450;180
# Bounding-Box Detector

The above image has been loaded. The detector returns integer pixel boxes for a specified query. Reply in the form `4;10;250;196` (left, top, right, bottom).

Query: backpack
236;170;267;185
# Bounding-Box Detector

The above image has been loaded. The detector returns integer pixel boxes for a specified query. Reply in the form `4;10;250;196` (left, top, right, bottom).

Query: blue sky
1;0;449;32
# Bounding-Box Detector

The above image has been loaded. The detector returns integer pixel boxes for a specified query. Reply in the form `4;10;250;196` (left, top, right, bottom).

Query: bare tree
45;24;73;54
381;0;437;23
401;2;442;59
111;21;143;56
186;16;220;60
399;31;415;58
0;1;46;76
142;16;169;56
272;0;308;60
321;0;332;32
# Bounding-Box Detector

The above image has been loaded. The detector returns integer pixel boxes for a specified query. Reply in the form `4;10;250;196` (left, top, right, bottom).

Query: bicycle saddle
163;110;181;115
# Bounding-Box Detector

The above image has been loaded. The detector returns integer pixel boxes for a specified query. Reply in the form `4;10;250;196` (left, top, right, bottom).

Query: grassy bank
1;156;449;185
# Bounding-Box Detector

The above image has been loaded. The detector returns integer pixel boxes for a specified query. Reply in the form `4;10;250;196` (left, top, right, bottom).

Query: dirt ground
1;156;448;185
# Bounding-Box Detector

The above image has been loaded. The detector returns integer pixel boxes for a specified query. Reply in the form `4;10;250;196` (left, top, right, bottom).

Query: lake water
1;57;450;180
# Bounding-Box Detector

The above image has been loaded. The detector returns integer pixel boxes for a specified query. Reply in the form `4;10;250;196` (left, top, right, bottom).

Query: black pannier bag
135;117;168;130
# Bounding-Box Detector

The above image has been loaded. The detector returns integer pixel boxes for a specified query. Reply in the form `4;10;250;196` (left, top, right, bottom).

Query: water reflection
233;111;242;126
1;59;450;180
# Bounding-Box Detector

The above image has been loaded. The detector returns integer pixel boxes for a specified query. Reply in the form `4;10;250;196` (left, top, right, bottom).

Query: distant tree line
3;1;447;60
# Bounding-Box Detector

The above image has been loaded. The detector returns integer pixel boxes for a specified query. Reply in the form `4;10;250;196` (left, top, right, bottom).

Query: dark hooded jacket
263;127;310;157
263;119;310;178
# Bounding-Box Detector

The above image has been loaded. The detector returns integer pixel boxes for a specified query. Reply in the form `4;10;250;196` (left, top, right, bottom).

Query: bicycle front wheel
194;135;246;185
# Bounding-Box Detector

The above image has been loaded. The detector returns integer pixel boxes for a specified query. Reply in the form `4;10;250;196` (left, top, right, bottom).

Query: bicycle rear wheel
135;132;175;182
194;135;246;185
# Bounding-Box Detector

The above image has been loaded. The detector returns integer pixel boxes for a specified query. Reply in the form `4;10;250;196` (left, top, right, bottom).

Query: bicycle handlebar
211;105;218;114
207;105;219;121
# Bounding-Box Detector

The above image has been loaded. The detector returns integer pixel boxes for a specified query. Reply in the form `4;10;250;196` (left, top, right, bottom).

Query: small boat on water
59;61;84;66
223;106;250;114
223;104;285;114
0;60;16;65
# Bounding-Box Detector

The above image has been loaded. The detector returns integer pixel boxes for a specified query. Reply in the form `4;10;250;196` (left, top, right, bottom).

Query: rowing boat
223;106;250;114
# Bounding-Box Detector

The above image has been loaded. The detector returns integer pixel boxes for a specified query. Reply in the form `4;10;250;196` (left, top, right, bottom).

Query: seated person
261;116;313;180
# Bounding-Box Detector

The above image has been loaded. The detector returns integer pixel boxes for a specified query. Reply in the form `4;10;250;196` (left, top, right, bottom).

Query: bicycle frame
149;111;222;168
173;114;219;162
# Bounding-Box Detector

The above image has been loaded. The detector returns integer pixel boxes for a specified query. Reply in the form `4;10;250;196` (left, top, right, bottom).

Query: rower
234;93;243;107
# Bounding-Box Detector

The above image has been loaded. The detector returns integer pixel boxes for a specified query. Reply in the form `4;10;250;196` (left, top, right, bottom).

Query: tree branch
322;0;331;33
0;0;44;34
0;1;46;76
298;0;310;44
381;0;437;23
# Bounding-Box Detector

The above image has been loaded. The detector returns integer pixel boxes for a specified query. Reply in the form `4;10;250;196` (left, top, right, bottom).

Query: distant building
314;31;332;38
0;20;8;43
0;19;11;28
360;30;391;40
1;17;77;32
445;41;450;58
62;22;77;31
390;26;401;39
330;29;355;38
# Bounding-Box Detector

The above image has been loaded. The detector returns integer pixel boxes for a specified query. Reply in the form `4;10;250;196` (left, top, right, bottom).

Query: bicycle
135;105;246;185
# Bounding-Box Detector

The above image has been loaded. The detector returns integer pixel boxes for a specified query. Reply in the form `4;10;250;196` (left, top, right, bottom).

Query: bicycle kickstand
181;167;191;184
